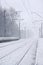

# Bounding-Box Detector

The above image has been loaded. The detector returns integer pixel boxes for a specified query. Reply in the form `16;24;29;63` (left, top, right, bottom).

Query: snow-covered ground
36;38;43;65
0;38;41;65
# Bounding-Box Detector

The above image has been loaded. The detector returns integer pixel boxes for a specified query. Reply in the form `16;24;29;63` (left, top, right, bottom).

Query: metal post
41;23;42;37
4;10;6;37
19;20;21;39
19;19;24;39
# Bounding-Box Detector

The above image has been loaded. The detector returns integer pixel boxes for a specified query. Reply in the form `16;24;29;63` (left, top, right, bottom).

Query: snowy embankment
0;38;38;65
0;37;19;43
36;38;43;65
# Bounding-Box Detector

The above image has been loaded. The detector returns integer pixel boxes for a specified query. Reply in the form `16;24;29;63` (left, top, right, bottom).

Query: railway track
0;39;38;65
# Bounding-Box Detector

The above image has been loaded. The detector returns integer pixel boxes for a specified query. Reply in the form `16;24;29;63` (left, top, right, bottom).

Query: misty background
0;0;43;38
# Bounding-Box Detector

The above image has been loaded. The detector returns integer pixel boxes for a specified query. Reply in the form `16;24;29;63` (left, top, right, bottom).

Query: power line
5;0;11;8
20;0;30;15
27;0;43;22
32;12;43;19
27;0;32;13
21;0;34;23
27;0;34;21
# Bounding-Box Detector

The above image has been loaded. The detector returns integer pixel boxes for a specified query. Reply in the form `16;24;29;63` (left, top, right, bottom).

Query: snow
0;38;43;65
36;38;43;65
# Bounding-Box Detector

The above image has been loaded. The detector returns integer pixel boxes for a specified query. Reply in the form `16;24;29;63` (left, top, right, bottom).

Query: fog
0;0;43;37
1;0;43;29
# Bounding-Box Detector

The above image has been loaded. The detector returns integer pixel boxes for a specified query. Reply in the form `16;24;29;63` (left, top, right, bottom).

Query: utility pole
4;10;6;37
18;19;23;39
19;21;21;39
16;11;22;39
15;11;23;39
19;20;21;39
10;10;23;39
41;23;42;37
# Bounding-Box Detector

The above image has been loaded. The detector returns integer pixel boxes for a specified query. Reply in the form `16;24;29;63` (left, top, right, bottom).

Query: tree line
0;7;19;37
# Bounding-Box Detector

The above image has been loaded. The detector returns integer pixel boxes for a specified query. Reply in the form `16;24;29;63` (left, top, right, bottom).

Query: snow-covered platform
36;38;43;65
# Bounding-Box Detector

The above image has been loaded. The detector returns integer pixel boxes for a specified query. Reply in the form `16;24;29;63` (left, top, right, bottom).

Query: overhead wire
20;0;30;15
26;0;43;22
32;12;43;19
26;0;34;22
20;0;34;27
5;0;11;9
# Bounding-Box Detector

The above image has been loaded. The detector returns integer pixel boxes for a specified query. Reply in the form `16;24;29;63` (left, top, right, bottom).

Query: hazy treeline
0;7;19;37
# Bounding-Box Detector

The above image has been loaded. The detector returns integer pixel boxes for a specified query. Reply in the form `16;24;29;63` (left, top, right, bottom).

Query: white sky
0;0;43;30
